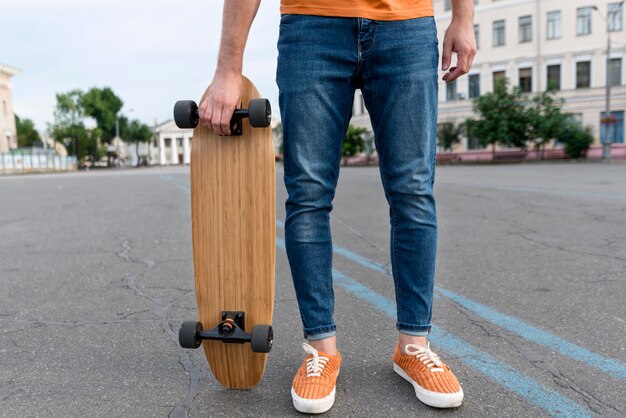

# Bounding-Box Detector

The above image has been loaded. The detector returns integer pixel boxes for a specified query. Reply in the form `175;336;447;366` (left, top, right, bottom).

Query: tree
342;125;367;166
123;119;153;166
81;87;123;143
15;115;42;147
436;122;461;151
556;122;594;159
527;89;569;159
464;79;530;159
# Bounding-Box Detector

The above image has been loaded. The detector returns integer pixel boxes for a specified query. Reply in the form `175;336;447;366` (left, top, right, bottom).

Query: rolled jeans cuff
397;322;431;336
304;325;337;341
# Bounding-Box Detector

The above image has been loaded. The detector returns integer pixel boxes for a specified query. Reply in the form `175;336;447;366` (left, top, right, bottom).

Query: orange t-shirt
280;0;434;21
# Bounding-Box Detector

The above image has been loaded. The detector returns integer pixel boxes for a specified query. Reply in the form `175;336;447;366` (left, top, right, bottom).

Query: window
177;138;183;147
519;15;532;43
547;11;561;39
576;61;591;88
164;138;171;147
608;3;623;31
577;7;593;35
546;64;561;90
469;74;481;98
446;80;457;101
152;139;157;148
474;24;480;49
493;71;506;90
2;100;6;116
609;58;622;86
600;111;624;144
493;20;505;46
444;0;451;11
519;68;532;92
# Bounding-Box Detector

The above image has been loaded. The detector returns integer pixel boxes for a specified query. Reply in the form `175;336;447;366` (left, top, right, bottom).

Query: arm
199;0;261;135
441;0;477;83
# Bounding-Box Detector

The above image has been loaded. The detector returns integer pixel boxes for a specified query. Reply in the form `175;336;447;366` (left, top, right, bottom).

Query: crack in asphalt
116;238;206;418
441;296;623;415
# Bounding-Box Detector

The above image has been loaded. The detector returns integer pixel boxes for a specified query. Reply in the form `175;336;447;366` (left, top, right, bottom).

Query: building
152;120;193;165
0;63;20;153
352;0;625;152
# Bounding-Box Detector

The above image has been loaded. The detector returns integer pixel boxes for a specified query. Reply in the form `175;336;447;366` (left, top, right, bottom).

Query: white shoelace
302;343;330;378
405;342;445;372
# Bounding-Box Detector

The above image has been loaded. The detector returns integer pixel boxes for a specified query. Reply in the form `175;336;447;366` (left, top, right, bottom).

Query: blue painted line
160;176;598;415
436;288;626;379
278;236;591;418
162;176;626;379
276;221;626;380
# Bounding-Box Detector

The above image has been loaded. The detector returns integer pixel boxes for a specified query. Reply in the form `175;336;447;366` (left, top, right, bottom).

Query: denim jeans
276;15;439;340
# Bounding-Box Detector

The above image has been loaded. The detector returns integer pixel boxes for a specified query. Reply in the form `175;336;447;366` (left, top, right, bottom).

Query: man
199;0;476;413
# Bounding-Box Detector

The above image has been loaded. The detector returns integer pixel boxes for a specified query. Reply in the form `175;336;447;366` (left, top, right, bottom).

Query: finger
456;52;469;74
199;101;212;129
220;105;234;136
442;66;457;82
212;107;224;135
441;37;453;71
445;66;465;83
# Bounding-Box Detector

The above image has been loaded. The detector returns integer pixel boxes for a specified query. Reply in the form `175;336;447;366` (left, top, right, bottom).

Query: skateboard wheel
247;99;271;128
174;100;199;129
179;320;203;349
250;324;273;353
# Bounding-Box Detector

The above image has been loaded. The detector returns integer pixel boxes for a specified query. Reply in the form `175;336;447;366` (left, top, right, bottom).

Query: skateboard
173;76;276;389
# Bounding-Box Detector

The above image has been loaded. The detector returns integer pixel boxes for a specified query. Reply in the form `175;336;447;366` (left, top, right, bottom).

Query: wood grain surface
190;76;275;389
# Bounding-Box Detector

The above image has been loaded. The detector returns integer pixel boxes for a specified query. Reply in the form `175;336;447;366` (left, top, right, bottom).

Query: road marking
163;175;626;379
160;174;593;416
281;219;626;380
276;237;591;418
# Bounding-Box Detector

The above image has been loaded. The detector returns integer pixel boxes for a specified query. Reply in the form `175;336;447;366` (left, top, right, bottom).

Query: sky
0;0;281;131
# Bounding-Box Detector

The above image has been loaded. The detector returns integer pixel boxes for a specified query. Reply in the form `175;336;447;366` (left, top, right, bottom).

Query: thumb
442;37;453;71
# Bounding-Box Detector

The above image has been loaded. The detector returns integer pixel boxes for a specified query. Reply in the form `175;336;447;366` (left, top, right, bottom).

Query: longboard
174;76;275;389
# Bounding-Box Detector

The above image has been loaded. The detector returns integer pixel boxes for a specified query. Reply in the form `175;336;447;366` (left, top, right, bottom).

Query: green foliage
436;122;461;151
81;87;124;143
342;125;367;162
527;89;569;158
123;119;153;166
464;79;530;155
15;115;42;147
49;90;90;160
556;122;594;159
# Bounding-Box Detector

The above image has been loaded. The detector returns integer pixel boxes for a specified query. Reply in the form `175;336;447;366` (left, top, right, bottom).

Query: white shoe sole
291;387;336;414
394;363;463;408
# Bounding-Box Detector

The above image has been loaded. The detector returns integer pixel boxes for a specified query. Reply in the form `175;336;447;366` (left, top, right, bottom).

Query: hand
441;18;477;84
198;71;242;135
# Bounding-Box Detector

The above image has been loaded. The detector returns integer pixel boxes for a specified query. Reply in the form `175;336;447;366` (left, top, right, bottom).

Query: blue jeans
277;15;439;340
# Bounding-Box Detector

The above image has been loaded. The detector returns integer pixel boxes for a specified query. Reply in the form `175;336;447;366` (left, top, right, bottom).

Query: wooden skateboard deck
188;76;275;389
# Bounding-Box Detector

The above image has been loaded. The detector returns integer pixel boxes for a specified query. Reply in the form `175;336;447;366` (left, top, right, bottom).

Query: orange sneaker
393;343;463;408
291;342;342;414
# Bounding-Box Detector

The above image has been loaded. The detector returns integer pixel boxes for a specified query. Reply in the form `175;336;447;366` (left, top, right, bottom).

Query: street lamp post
594;1;624;161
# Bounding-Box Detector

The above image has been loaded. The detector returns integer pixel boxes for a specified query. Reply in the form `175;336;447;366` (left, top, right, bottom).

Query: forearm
215;0;261;76
451;0;474;24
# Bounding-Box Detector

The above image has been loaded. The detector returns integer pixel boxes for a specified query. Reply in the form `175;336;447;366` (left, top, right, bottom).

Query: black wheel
250;324;273;353
179;320;203;349
173;100;199;129
248;99;271;128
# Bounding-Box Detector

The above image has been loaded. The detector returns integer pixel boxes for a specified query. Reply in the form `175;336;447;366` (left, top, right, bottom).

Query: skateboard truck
179;311;273;353
173;99;271;135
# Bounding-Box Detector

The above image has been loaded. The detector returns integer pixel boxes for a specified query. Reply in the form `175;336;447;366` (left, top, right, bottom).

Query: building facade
352;0;626;152
152;120;193;165
0;63;20;153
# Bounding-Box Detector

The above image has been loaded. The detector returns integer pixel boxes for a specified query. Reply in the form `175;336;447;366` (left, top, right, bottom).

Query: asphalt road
1;162;625;417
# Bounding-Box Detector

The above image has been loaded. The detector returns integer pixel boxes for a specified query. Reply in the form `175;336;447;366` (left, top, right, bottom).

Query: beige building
0;63;21;153
352;0;625;151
